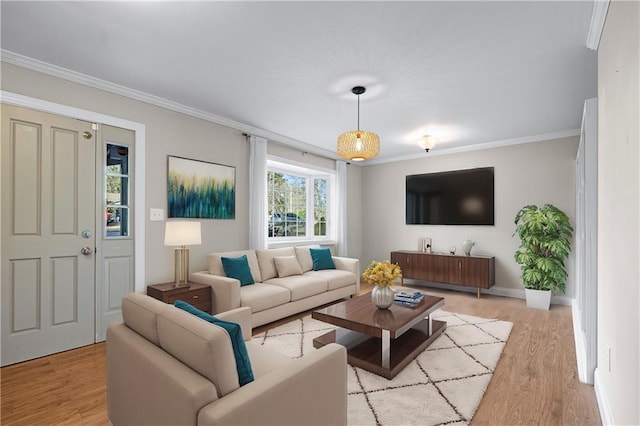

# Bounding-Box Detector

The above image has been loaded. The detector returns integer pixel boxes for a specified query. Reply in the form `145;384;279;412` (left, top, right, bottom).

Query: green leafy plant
513;204;573;293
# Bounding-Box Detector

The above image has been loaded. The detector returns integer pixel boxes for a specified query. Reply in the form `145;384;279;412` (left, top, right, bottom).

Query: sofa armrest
190;271;241;314
197;344;347;426
332;256;360;293
107;323;218;426
215;307;252;341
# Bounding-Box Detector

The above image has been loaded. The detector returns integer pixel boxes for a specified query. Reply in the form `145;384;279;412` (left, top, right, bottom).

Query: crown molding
1;49;338;160
1;50;580;166
365;129;581;166
586;0;610;50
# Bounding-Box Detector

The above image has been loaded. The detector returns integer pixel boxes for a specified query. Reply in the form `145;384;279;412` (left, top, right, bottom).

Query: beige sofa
190;246;360;327
107;292;347;426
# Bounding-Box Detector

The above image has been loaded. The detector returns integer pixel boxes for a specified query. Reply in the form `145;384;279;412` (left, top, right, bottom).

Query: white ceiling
1;1;597;163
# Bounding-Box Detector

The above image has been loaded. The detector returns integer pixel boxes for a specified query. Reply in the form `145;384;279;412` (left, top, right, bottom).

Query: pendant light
337;86;380;161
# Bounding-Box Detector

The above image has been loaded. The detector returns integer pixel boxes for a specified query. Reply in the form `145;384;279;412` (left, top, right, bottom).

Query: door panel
96;124;135;341
1;104;96;366
11;258;40;331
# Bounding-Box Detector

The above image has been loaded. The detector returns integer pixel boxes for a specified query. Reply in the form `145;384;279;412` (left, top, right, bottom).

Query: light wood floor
1;284;601;425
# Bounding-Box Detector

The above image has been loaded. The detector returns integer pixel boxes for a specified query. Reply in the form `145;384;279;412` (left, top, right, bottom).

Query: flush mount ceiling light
418;135;439;152
337;86;380;161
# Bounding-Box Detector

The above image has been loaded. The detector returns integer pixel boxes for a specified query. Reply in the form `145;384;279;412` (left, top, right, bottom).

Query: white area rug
253;310;512;426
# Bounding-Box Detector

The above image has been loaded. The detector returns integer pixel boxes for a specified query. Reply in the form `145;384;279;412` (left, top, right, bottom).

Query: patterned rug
252;310;512;426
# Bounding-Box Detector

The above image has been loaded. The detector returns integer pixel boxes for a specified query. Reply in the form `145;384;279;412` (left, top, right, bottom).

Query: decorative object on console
449;245;456;255
362;260;402;309
164;221;201;286
337;86;380;161
417;134;438;152
167;155;236;219
461;238;475;256
514;204;573;310
420;237;432;253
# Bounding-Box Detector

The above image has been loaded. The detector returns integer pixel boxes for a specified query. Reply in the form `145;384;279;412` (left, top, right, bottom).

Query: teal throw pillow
309;247;336;271
174;300;254;386
221;255;254;286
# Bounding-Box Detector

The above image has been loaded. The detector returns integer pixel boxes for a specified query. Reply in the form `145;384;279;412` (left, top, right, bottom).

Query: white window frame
267;158;336;246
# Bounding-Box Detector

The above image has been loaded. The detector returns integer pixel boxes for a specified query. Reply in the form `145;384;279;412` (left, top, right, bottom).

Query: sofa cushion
265;275;328;301
209;250;262;283
294;244;321;273
174;300;254;386
221;255;255;286
157;307;240;397
240;283;291;313
256;247;296;281
274;256;303;278
122;292;170;346
310;247;336;271
304;269;357;291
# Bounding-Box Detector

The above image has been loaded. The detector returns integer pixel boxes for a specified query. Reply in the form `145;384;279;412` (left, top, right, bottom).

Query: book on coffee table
394;291;425;307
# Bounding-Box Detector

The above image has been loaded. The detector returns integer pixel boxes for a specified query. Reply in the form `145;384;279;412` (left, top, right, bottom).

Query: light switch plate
150;208;164;221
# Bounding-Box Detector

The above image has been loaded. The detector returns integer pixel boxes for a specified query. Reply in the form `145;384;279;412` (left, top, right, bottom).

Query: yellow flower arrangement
362;260;402;287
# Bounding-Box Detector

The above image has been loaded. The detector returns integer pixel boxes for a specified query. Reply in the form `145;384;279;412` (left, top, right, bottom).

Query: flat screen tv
406;167;494;225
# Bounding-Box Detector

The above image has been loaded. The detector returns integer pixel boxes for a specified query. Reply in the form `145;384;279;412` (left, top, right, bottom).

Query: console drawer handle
192;295;199;299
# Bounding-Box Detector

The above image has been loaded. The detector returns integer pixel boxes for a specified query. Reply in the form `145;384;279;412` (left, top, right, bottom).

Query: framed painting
167;156;235;219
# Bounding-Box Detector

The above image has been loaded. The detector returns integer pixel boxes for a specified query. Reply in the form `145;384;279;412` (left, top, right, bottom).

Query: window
105;143;130;238
267;160;333;241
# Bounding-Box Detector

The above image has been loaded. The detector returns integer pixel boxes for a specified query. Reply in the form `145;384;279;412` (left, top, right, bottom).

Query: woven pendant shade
337;86;380;161
337;130;380;161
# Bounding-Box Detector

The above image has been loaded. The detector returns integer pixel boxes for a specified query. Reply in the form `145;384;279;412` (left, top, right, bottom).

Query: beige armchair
107;293;347;425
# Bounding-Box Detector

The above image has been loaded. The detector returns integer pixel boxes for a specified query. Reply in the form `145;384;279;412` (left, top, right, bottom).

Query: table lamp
164;221;202;286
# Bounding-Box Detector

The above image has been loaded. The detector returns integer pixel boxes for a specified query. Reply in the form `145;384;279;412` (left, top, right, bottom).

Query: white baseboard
594;368;614;425
572;299;593;384
404;280;573;306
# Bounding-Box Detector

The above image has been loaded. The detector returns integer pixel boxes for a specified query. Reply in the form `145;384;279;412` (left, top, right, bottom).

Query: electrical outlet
150;208;164;221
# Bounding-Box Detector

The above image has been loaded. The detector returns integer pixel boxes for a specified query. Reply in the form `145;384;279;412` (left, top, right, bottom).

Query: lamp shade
164;221;202;246
337;130;380;161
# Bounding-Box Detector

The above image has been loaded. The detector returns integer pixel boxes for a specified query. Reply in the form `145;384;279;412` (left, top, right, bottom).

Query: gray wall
596;0;640;423
360;137;579;298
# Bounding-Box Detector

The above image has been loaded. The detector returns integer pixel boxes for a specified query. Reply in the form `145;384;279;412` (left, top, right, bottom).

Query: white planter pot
525;288;552;310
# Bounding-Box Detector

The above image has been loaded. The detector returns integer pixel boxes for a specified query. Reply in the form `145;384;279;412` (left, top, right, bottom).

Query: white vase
525;288;552;310
461;239;475;256
371;285;394;309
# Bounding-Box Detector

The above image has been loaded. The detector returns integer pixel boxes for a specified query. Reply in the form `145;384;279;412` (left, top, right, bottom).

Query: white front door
1;104;96;366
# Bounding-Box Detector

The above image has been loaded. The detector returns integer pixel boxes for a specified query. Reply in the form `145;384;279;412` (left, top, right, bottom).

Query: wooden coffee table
312;289;446;379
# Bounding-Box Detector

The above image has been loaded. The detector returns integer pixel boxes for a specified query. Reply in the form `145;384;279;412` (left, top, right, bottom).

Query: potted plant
513;204;573;310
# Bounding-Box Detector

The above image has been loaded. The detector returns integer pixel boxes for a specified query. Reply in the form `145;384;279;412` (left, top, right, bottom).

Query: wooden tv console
390;250;495;298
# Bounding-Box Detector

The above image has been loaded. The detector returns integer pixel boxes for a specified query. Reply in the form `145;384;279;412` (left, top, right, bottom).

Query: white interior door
1;104;96;366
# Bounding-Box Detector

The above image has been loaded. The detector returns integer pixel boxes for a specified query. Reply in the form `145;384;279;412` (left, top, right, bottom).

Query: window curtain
249;136;268;250
336;160;348;256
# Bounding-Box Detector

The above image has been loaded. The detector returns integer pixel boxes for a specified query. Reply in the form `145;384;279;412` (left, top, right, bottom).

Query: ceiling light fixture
418;135;438;152
337;86;380;161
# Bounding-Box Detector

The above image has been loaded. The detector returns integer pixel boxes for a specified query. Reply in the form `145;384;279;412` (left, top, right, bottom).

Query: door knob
81;246;93;255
